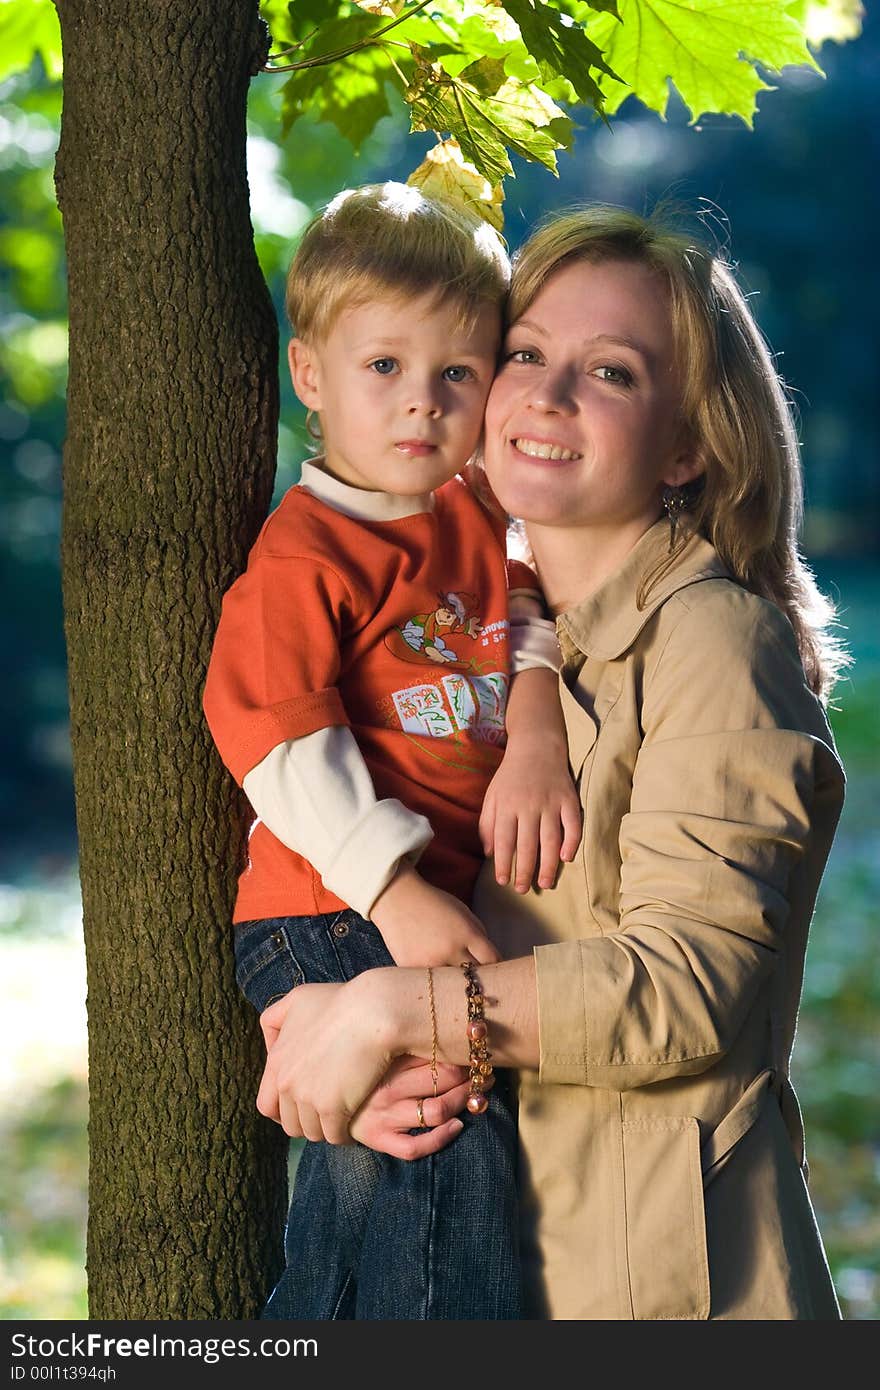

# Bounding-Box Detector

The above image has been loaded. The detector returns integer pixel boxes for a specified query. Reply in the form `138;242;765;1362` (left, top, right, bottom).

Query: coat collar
556;520;732;662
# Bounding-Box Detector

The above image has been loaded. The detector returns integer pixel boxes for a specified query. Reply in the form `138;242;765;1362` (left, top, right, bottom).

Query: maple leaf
407;138;506;229
586;0;823;127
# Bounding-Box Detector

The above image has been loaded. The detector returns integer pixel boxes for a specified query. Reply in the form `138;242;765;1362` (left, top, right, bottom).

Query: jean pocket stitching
325;912;394;978
235;930;304;990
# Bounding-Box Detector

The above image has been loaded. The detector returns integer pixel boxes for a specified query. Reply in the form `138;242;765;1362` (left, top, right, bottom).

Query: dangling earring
661;484;688;552
305;408;322;443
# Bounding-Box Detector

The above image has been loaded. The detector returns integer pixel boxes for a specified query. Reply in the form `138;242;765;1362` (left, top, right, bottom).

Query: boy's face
288;292;500;494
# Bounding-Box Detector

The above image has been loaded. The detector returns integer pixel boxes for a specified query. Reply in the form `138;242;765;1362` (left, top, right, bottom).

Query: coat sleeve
534;591;844;1089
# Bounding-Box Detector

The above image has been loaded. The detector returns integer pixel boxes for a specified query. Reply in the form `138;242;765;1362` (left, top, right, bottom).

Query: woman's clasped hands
256;973;476;1158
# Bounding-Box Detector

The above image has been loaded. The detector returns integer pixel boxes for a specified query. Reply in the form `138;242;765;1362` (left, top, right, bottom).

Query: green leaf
436;10;530;80
0;0;62;83
274;3;412;147
276;8;392;67
280;45;392;149
586;0;823;126
555;0;621;15
408;66;514;183
262;0;365;49
458;6;525;62
458;55;509;98
407;54;572;183
500;0;617;113
286;0;346;42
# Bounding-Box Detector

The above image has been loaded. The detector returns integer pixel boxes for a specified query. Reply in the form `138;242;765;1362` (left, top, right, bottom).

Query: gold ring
416;1098;427;1128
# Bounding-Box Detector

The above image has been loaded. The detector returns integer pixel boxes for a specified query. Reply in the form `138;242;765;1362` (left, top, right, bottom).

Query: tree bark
55;0;286;1317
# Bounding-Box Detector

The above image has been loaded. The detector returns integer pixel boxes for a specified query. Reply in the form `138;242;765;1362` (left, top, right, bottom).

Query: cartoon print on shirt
391;670;508;749
379;590;511;763
384;591;483;673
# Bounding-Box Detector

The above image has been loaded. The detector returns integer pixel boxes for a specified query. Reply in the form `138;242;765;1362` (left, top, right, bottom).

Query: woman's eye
443;364;473;383
369;357;398;375
594;364;632;387
505;348;540;365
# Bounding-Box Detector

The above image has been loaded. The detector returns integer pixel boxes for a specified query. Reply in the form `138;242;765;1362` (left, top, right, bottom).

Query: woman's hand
257;973;398;1144
350;1054;478;1158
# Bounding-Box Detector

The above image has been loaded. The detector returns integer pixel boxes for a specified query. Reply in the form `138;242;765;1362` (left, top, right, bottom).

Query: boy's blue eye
443;364;473;383
370;357;398;375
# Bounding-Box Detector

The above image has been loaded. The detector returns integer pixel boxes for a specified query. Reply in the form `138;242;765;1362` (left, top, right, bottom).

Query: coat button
271;931;284;947
332;919;350;938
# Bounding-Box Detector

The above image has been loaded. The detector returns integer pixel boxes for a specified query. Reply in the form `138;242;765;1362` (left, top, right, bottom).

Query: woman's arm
256;955;540;1141
531;591;845;1090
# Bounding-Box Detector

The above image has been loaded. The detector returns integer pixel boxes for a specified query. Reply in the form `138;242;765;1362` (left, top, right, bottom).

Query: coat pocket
621;1116;710;1320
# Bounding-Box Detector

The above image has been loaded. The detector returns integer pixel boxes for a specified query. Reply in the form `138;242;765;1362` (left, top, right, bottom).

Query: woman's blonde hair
509;205;849;700
285;181;510;342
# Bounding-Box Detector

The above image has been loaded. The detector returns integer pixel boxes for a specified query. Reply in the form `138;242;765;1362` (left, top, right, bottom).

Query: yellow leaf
354;1;405;14
407;139;506;231
804;0;864;46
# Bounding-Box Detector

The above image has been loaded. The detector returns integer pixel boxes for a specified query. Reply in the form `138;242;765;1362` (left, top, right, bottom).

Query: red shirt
204;474;533;920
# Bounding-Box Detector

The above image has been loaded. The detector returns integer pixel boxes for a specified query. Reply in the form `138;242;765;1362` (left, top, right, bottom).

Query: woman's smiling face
484;258;698;535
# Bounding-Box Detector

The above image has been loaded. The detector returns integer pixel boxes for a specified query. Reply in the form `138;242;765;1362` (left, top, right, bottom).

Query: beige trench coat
475;520;845;1320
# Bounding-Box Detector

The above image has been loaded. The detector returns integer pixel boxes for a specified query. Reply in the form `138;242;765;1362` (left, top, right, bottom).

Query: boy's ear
288;338;322;411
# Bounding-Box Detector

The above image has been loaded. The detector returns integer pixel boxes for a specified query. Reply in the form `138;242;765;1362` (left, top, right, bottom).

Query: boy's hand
370;863;501;967
479;732;582;893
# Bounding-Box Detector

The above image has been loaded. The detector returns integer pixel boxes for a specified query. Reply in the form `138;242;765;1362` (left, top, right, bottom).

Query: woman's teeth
513;438;581;461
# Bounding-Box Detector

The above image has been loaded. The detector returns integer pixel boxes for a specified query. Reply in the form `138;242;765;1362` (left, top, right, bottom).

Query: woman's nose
529;366;576;415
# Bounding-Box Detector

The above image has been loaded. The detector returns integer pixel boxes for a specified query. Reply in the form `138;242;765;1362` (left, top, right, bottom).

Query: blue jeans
235;909;521;1320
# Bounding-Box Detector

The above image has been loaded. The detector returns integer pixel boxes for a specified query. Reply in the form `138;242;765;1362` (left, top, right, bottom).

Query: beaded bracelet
461;961;493;1114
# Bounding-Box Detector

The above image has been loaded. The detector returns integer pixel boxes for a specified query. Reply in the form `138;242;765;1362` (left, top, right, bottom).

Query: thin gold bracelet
426;966;439;1097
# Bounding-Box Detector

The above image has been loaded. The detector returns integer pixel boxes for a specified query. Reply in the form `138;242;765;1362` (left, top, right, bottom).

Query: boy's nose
406;374;443;418
407;396;442;418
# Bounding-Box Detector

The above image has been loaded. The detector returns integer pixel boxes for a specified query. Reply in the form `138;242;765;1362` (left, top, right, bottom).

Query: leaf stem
266;24;321;62
262;0;435;75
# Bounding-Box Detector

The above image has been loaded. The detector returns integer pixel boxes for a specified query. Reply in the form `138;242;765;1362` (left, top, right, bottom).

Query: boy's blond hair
286;182;510;342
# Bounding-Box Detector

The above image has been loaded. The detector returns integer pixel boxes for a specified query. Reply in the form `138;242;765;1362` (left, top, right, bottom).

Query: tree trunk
55;0;286;1317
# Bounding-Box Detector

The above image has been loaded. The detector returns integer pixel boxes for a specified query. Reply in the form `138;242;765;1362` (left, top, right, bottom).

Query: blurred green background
1;10;878;1320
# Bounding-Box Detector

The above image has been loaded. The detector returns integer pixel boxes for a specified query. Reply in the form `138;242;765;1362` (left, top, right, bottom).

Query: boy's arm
509;601;562;675
203;537;432;921
243;727;433;920
479;594;582;893
244;731;500;967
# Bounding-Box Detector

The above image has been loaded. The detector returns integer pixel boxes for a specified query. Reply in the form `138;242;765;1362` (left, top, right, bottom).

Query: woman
256;207;847;1319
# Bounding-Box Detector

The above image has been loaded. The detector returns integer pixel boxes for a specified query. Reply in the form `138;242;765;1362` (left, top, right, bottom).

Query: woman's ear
288;338;322;411
663;429;705;489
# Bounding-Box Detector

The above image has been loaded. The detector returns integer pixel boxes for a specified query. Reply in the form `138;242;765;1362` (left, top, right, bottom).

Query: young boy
203;183;578;1320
